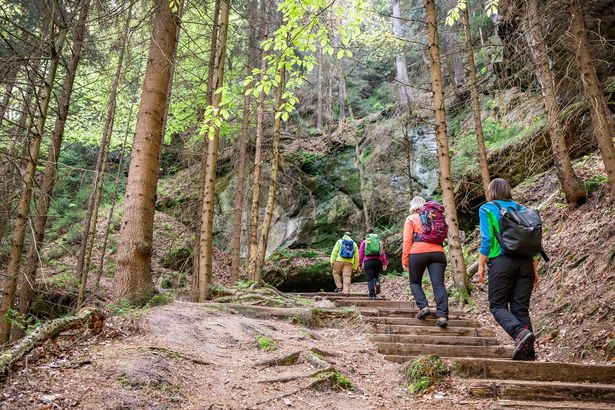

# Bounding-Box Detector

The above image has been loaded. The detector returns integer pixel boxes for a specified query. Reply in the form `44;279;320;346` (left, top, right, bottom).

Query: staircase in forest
293;293;615;408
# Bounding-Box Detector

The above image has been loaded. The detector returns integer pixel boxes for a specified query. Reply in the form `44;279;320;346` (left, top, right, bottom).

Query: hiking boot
333;287;342;293
512;328;535;361
416;307;431;320
527;346;536;361
375;281;381;295
369;295;376;301
436;317;448;328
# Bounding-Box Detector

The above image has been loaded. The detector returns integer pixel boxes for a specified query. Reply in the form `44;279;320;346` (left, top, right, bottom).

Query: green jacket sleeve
330;240;340;264
352;242;359;271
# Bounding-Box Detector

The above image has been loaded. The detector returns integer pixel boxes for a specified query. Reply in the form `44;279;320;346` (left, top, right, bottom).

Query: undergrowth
256;335;276;351
404;355;449;395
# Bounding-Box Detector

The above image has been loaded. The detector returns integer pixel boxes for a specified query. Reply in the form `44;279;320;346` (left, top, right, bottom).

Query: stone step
373;324;495;337
467;379;615;403
369;334;500;346
366;316;480;328
359;307;467;319
377;343;514;358
454;358;615;384
335;299;418;308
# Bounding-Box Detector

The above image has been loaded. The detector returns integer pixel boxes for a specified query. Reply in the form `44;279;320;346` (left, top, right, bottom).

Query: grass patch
256;335;276;351
317;371;353;390
46;272;78;289
404;355;449;395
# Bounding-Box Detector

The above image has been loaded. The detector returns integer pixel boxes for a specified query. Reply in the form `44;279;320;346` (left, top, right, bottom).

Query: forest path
311;294;615;409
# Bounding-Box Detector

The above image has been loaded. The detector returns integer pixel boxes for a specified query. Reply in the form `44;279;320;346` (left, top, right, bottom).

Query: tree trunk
192;0;221;301
524;0;585;206
392;0;411;107
565;0;615;196
197;0;231;302
15;0;91;335
424;0;468;296
0;64;18;127
114;0;180;305
0;84;34;244
246;2;270;281
0;19;66;344
348;103;370;230
255;67;286;278
230;0;257;285
337;62;346;120
94;102;134;292
316;46;323;131
461;5;490;197
75;3;133;308
326;55;334;143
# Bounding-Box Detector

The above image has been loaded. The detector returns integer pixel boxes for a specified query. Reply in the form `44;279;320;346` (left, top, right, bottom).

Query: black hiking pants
487;254;534;339
363;259;382;297
408;252;448;318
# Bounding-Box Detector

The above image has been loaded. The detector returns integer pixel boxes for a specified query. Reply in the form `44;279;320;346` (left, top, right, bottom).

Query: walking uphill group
329;178;546;361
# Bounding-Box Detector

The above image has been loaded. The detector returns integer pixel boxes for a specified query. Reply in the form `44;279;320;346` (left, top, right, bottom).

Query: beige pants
332;261;353;294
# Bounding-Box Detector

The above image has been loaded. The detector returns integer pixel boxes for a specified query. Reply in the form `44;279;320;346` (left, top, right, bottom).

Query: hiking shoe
512;328;535;361
334;287;342;293
527;346;536;361
436;317;448;328
416;307;431;320
369;296;376;301
375;281;381;295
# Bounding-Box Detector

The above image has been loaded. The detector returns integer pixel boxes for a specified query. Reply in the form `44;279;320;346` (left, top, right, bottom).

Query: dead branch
0;308;104;376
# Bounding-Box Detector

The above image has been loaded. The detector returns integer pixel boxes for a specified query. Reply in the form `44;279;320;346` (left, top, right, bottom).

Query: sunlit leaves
445;0;498;26
168;0;181;13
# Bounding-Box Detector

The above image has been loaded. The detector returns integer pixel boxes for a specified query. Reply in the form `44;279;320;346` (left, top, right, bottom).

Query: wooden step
366;316;480;328
467;379;615;403
369;334;500;346
487;399;615;409
289;292;384;299
373;324;495;337
454;358;615;384
359;307;466;319
377;343;514;358
335;299;418;308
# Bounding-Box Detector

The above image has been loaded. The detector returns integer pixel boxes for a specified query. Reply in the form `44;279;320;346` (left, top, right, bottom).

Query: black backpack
493;202;549;261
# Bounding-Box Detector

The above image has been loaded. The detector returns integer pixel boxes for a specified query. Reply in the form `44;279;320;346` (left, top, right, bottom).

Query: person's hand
383;265;387;272
534;268;540;290
477;263;486;285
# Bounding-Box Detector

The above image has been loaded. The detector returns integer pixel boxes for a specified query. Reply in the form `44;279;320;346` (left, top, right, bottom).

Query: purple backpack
418;201;448;245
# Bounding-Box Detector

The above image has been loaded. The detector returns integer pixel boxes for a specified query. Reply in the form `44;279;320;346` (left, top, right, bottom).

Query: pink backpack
418;201;448;245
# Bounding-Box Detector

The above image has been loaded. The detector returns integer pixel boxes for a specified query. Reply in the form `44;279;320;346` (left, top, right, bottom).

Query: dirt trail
2;301;457;409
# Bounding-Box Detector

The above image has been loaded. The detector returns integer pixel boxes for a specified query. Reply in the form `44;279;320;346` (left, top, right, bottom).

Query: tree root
147;346;211;366
257;366;334;383
254;350;302;368
0;308;104;376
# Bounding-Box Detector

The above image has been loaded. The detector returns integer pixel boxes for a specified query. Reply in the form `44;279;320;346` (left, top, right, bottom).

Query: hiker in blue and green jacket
330;232;359;294
477;178;540;361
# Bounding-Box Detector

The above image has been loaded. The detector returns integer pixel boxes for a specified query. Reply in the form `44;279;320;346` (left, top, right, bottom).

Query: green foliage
318;371;353;390
290;149;324;166
234;279;255;290
584;175;607;194
47;272;78;289
4;309;41;335
405;355;449;395
256;335;276;351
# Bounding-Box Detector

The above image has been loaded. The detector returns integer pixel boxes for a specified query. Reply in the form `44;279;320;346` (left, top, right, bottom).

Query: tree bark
114;0;180;305
230;1;257;285
0;64;18;127
392;0;411;107
424;0;468;296
246;3;270;281
565;0;615;196
316;46;323;131
0;84;34;244
348;103;370;230
198;0;231;301
94;101;134;293
255;67;286;278
0;17;66;344
15;0;91;336
75;2;131;309
524;0;585;206
192;0;221;301
337;62;346;119
461;5;490;197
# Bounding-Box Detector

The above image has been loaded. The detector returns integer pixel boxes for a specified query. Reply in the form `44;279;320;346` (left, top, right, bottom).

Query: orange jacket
401;214;445;270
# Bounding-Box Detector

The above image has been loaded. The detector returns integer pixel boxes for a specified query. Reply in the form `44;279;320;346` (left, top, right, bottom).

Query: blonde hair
409;196;426;214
